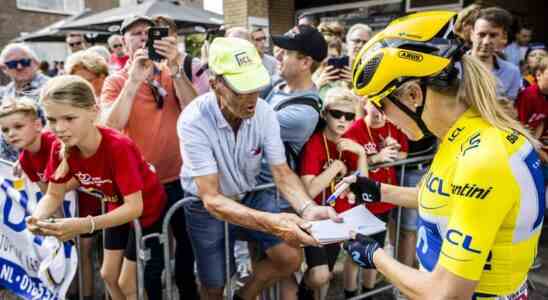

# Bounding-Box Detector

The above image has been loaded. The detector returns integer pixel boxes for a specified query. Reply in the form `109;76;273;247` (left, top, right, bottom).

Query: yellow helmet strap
386;84;432;138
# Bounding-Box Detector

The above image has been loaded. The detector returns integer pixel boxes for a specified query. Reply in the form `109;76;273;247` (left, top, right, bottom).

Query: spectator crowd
0;3;546;300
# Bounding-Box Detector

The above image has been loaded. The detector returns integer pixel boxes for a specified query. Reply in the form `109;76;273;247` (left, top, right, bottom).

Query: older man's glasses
68;41;83;48
4;59;32;70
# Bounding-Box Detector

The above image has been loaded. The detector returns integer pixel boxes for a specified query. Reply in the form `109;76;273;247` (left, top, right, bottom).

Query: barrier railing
152;154;434;300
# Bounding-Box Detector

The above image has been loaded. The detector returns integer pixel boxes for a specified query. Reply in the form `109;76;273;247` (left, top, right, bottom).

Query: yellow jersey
416;109;545;296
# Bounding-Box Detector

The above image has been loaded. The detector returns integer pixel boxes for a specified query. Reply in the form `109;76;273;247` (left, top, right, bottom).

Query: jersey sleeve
18;152;40;182
438;135;515;280
299;135;323;176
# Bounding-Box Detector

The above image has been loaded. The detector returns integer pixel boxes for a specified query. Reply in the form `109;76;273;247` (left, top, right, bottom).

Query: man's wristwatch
170;64;184;79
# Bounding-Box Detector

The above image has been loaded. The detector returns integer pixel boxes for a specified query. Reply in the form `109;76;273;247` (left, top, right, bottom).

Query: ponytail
457;55;542;151
53;142;71;180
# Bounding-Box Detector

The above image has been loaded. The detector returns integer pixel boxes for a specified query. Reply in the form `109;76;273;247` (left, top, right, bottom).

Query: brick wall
224;0;248;27
0;0;116;49
269;0;295;35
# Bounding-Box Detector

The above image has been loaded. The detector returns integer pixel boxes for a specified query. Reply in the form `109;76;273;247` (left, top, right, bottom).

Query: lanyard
322;133;342;203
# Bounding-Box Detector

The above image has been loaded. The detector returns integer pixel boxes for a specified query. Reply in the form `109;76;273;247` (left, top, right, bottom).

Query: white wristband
298;201;315;216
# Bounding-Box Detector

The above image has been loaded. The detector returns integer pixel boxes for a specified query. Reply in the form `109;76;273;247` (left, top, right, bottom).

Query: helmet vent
358;53;383;88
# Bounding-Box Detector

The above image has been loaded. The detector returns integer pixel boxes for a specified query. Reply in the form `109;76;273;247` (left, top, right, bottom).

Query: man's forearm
274;168;314;212
100;80;139;130
203;194;275;233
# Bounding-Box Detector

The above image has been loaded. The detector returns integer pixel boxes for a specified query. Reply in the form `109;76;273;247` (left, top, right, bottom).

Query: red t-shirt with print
343;119;409;215
516;84;548;147
45;127;166;228
299;131;353;213
19;131;57;183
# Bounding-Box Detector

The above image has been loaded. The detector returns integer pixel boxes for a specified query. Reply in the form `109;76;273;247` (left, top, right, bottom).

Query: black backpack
273;96;322;169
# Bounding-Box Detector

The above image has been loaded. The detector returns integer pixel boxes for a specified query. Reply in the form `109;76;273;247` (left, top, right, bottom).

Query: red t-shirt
45;127;165;228
343;119;409;214
516;84;548;146
299;131;353;213
19;131;57;183
110;53;129;71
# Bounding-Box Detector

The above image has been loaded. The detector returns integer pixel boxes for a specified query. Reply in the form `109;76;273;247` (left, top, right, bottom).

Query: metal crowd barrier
149;154;434;300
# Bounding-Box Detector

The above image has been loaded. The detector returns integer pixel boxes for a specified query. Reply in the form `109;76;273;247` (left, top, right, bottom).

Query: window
16;0;85;15
406;0;463;12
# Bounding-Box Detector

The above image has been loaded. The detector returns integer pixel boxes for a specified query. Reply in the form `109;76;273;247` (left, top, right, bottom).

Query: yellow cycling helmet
352;11;460;106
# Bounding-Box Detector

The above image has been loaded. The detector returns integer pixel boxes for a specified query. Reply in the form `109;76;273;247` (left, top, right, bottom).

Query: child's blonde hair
40;75;97;180
0;97;39;119
323;87;359;111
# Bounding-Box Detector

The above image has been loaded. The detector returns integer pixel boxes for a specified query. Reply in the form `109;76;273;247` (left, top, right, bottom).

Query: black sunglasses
4;59;32;70
327;109;355;121
111;44;123;48
68;41;83;47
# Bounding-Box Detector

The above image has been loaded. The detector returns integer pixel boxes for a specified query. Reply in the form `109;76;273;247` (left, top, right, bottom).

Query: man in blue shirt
178;37;338;300
471;7;522;100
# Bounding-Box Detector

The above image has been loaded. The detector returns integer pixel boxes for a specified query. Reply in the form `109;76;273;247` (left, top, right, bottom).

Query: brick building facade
224;0;548;43
0;0;115;49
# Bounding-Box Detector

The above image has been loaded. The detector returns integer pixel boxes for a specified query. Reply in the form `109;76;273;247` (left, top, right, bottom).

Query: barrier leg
225;221;233;300
72;197;85;300
101;201;110;300
133;220;146;300
162;197;197;300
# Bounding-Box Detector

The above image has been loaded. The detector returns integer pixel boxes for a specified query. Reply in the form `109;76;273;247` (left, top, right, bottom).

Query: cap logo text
399;50;423;62
235;51;252;66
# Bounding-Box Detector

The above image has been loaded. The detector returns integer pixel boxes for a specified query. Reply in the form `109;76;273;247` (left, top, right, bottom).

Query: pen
326;171;360;206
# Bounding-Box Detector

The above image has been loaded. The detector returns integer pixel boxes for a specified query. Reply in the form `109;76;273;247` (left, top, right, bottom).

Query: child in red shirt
26;75;166;299
0;97;102;300
343;97;408;295
516;56;548;159
298;87;367;298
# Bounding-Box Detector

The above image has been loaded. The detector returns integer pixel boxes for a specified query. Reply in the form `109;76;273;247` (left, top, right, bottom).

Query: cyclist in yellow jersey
340;10;545;300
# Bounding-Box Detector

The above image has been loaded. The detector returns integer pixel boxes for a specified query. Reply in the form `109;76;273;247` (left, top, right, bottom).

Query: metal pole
75;195;84;300
133;219;146;300
225;221;232;300
101;200;110;300
161;197;196;300
394;163;407;262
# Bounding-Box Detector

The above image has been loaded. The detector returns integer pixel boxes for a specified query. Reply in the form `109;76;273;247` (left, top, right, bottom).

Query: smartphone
147;26;169;62
327;56;349;70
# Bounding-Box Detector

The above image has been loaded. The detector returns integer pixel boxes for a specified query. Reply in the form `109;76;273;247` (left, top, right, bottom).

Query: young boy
0;97;52;191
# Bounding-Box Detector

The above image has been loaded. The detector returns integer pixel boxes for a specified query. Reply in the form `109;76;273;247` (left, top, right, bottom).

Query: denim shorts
395;167;428;231
183;191;283;288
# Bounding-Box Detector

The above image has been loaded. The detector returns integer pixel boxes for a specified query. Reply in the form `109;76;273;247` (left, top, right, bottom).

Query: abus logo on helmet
398;50;423;62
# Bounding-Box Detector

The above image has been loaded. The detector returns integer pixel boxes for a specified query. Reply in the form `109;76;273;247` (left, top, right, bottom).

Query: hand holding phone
326;56;349;70
147;26;169;62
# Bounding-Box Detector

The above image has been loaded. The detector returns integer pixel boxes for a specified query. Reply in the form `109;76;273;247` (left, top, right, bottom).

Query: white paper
310;205;386;245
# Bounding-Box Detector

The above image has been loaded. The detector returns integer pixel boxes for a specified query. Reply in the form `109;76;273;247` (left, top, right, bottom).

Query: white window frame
16;0;85;15
405;0;463;12
295;0;402;20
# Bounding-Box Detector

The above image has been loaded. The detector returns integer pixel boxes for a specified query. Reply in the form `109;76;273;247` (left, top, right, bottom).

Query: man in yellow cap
177;37;340;300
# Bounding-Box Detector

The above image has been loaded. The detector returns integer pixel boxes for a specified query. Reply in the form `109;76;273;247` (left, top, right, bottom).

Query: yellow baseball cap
209;37;270;94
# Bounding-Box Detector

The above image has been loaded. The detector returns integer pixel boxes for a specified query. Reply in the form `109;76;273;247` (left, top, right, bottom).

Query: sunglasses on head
327;109;355;121
4;59;32;70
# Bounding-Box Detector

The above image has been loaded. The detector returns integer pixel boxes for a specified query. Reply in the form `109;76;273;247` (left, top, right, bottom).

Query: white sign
0;167;77;300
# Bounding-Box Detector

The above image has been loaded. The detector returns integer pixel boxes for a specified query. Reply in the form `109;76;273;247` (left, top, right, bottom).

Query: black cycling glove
343;233;381;269
349;176;382;205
